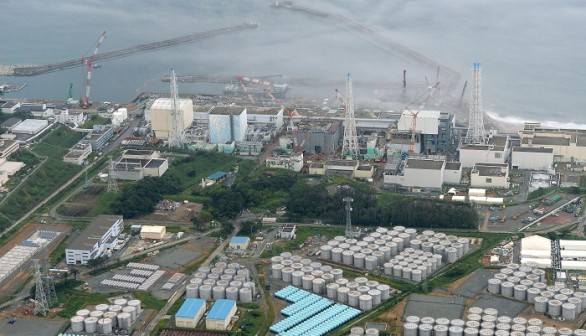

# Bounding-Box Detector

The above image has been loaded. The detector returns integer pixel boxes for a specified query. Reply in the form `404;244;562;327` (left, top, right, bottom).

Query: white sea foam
486;110;586;130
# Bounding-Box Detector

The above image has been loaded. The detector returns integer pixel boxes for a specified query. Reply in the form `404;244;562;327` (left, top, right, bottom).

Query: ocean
1;0;585;127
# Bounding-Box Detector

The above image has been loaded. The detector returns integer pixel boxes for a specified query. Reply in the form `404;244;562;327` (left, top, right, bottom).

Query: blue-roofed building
206;299;237;330
229;236;250;250
204;171;228;186
175;298;206;329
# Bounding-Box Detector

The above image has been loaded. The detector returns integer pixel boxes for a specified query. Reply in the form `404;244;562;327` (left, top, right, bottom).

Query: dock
0;83;27;93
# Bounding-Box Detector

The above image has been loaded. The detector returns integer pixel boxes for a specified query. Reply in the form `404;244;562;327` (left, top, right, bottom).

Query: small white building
384;158;445;190
470;163;509;189
140;225;166;240
63;143;92;165
266;152;304;172
229;236;250;250
54;108;87;125
511;146;554;171
65;215;124;265
175;298;206;329
459;135;511;168
279;224;297;240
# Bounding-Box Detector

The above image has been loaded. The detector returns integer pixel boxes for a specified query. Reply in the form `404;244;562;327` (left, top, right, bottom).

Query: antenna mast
168;68;186;148
464;62;487;144
341;73;359;159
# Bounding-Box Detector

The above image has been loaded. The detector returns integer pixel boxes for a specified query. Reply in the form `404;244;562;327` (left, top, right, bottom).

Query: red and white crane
82;31;106;107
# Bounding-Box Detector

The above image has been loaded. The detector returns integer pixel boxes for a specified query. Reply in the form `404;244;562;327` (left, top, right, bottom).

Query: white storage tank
574;329;586;336
289;269;301;285
559;328;574;336
348;290;361;307
419;324;433;336
359;294;373;310
541;326;557;335
213;286;226;300
272;264;284;279
487;279;501;294
199;285;213;300
312;278;325;294
351;326;365;335
337;286;350;303
464;328;479;336
239;287;253;303
563;302;577;320
435;325;449;336
76;309;91;318
331;268;343;280
450;326;464;336
404;323;419;336
365;327;379;336
70;316;85;332
357;286;370;294
343;250;355;265
321;273;334;284
95;303;110;312
331;248;344;262
466;321;480;329
534;296;548;313
117;312;132;330
108;305;123;313
402;267;412;280
526;326;541;334
302;275;314;290
98;318;113;334
568;297;583;312
513;284;527;301
527;287;540;303
336;278;349;286
500;282;514;297
347;281;359;290
326;283;339;299
354;253;366;268
90;310;104;319
377;284;391;300
412;269;422;282
84;317;98;333
446;247;458;263
271;256;284;266
122;305;137;322
548;299;562;316
365;256;378;271
226;286;239;301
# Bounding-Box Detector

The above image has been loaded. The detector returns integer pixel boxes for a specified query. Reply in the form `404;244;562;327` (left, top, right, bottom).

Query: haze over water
1;0;585;127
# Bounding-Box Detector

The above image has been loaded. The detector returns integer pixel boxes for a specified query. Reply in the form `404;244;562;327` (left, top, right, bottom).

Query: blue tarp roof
176;298;205;318
207;299;236;320
230;236;250;244
206;171;228;181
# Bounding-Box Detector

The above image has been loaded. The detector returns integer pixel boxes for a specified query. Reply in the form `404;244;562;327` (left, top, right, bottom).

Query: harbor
0;83;26;93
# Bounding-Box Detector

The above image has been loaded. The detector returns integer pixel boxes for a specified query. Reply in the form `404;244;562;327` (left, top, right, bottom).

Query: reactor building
150;98;194;139
208;106;248;144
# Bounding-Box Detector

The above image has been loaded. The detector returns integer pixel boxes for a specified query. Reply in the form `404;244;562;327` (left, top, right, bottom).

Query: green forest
109;150;478;230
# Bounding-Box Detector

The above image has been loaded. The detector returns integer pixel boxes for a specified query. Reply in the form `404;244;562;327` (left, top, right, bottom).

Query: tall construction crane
405;81;441;154
82;31;106;108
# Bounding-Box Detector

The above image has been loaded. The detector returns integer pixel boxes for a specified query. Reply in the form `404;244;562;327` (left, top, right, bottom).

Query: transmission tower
43;261;57;306
341;73;359;160
107;156;118;193
168;68;186;148
464;62;487;144
33;260;49;316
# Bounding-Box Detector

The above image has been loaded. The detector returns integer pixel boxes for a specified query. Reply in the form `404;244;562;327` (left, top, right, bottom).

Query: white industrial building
459;134;511;168
511;146;554;170
384;158;445;190
519;123;586;162
470;163;509;189
111;150;169;180
279;224;297;240
0;139;19;159
209;106;248;144
65;215;124;265
140;225;166;240
229;236;250;250
11;119;48;135
266;152;304;172
443;162;463;185
54;108;87;125
206;299;237;331
63;143;92;165
397;110;440;135
521;235;586;270
175;298;206;329
150;98;194;139
247;106;284;130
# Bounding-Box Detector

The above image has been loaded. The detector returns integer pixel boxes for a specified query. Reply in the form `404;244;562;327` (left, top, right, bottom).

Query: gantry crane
82;31;106;108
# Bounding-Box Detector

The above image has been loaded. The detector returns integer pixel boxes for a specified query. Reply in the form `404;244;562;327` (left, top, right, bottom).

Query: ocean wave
485;110;586;130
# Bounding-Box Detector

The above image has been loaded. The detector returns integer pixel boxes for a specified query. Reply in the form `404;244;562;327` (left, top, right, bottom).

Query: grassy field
32;124;85;159
0;159;81;230
57;281;117;318
81;116;110;129
262;225;345;258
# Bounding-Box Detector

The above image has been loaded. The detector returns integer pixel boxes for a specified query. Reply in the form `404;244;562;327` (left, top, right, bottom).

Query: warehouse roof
141;225;166;234
210;106;246;115
0;117;21;129
206;171;227;181
176;298;206;318
207;299;236;320
11;119;48;133
521;235;551;251
150;98;192;111
513;146;553;153
230;236;250;245
67;215;123;250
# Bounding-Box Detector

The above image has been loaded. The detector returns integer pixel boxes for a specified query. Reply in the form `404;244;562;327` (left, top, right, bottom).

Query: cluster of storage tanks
270;253;396;311
186;262;255;303
350;326;381;336
70;299;142;334
403;307;586;336
487;262;586;321
318;227;470;282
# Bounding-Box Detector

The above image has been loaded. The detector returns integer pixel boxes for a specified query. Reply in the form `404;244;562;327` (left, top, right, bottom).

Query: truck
533;207;546;216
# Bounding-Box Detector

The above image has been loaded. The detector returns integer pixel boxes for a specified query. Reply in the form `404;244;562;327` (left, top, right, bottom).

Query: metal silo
337;286;350;303
282;268;295;283
547;299;562;316
354;253;366;268
348;290;361;307
562;302;577;320
513;284;527;301
487;279;501;294
326;283;339;299
70;316;85;332
84;317;98;333
404;323;419;336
